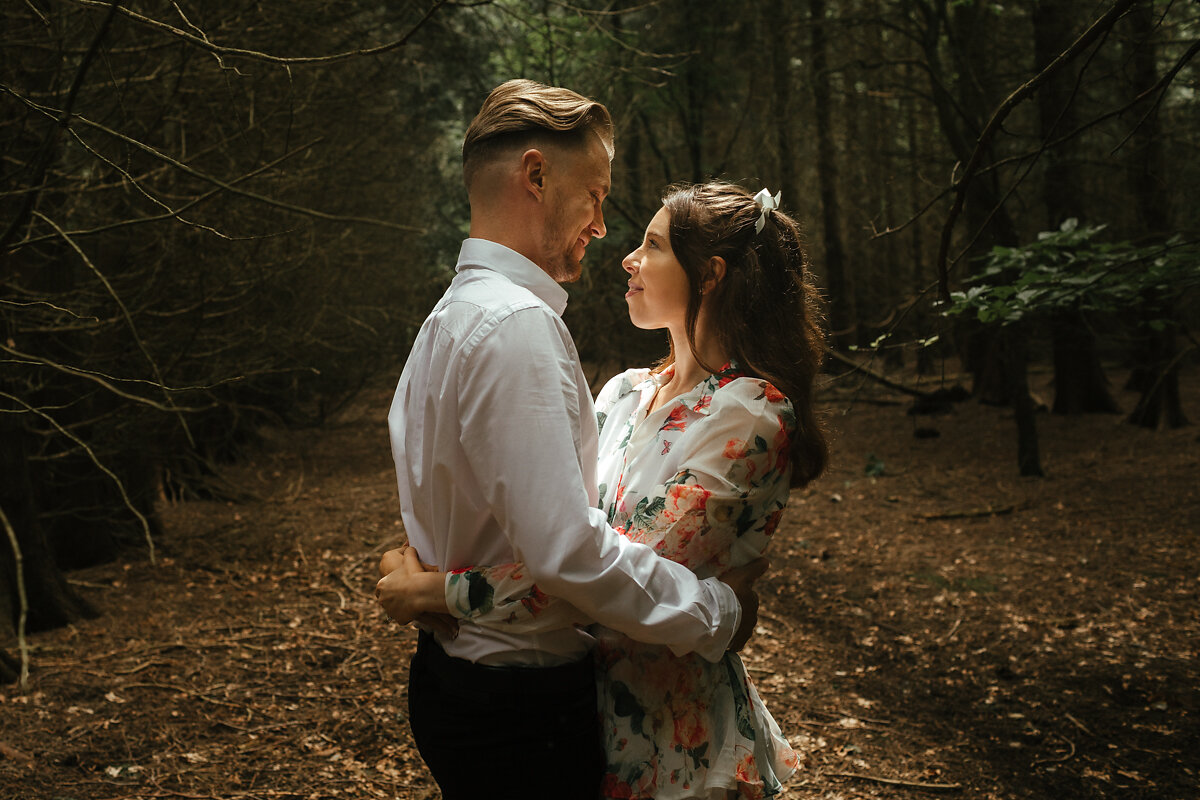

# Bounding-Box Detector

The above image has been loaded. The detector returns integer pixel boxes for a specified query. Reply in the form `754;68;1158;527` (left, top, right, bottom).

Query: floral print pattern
445;362;799;798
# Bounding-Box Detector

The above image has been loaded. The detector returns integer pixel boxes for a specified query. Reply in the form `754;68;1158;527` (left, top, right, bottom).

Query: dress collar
455;238;569;316
637;360;747;417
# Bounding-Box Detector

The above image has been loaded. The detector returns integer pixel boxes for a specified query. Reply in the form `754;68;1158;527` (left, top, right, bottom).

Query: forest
2;1;1198;798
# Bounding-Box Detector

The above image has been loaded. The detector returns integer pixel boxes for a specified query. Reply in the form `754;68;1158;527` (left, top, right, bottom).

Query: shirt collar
456;238;569;316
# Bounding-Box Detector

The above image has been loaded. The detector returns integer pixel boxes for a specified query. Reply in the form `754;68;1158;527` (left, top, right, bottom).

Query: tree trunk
1127;322;1190;430
1006;326;1044;477
967;323;1015;407
770;3;798;203
1050;310;1120;414
810;0;854;350
0;410;97;642
1034;0;1119;415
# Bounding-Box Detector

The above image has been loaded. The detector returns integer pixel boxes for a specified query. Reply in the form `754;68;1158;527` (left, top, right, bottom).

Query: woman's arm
620;378;795;575
377;547;585;634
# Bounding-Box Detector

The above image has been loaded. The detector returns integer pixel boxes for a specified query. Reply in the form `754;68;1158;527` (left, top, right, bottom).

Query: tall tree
810;0;854;350
1034;0;1121;415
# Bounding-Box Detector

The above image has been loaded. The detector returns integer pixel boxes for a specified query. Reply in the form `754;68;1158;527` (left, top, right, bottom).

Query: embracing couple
375;79;828;800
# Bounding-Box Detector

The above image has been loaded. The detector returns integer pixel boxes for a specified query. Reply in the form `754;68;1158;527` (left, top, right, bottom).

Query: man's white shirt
389;238;739;666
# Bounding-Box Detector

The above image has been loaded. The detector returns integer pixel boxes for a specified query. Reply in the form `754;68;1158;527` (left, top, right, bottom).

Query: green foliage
941;219;1200;326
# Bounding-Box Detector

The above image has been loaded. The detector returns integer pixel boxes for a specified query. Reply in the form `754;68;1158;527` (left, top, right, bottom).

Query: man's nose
591;206;606;239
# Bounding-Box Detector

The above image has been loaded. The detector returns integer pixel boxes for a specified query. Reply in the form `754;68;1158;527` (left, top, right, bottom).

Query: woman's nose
622;251;638;273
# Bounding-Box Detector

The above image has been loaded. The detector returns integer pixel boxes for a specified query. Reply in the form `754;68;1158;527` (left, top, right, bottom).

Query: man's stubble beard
542;213;583;283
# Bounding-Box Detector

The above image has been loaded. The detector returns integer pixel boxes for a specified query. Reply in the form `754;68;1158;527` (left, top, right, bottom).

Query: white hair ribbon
753;188;781;234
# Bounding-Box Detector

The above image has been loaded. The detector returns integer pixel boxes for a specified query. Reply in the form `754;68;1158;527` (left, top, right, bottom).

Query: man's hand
375;546;459;639
718;557;769;653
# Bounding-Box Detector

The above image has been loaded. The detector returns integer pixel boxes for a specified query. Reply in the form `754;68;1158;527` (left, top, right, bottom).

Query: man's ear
520;148;548;201
702;256;727;295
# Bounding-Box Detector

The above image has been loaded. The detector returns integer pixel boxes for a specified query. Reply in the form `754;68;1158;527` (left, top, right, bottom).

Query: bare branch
69;0;451;66
34;211;197;447
934;0;1139;301
13;138;324;249
0;390;156;564
0;503;30;689
0;0;122;251
0;85;425;241
0;342;215;412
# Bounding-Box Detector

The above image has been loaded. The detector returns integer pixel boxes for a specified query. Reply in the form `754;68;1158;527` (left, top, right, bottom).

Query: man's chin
551;253;583;283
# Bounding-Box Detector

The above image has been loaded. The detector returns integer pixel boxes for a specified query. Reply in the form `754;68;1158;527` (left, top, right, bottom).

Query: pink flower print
665;482;710;518
769;414;792;469
661;439;672;455
761;381;785;404
519;584;551;617
735;751;755;782
724;438;748;460
490;562;524;582
693;393;712;413
663;404;689;432
614;477;628;513
656;512;705;565
600;774;634;799
672;707;709;750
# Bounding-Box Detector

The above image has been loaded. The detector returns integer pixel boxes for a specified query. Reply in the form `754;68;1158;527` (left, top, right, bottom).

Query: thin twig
921;505;1014;521
0;0;122;250
0;504;30;689
0;86;425;237
69;0;450;66
934;0;1139;301
0;390;156;564
34;211;195;449
1033;733;1076;765
829;772;962;792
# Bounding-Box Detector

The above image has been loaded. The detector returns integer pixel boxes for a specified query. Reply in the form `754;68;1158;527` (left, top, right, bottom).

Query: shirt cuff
694;577;741;663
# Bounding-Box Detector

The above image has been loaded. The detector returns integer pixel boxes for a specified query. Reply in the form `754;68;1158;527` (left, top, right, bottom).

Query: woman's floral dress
445;362;800;799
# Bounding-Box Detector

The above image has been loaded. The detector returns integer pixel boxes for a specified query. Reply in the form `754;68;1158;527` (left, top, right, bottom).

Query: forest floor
1;362;1197;800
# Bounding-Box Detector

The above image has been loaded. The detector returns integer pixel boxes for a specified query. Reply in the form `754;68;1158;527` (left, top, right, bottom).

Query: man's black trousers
408;631;605;799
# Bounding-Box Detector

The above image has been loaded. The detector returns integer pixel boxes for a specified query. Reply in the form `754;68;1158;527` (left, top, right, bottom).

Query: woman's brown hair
659;181;828;487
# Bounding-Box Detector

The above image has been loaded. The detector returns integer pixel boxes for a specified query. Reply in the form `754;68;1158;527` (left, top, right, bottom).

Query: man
378;79;764;800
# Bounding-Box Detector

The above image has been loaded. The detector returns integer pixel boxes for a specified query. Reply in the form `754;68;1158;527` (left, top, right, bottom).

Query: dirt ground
2;363;1197;800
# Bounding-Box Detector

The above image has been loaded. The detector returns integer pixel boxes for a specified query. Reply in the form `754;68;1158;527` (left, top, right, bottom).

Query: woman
382;181;827;798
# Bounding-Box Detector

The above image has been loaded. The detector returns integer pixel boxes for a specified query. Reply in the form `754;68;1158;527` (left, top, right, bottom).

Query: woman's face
622;207;692;331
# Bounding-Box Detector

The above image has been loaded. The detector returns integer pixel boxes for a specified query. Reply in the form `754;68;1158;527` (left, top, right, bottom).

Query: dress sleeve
444;562;586;633
621;379;795;576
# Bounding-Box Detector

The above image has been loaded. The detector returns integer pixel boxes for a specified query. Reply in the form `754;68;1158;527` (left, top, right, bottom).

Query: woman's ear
702;256;727;295
520;148;548;201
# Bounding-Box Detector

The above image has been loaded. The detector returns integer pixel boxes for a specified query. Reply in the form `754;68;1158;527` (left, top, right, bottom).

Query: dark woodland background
2;0;1197;742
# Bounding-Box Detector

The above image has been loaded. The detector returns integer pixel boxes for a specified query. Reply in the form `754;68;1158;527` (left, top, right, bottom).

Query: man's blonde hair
462;79;614;189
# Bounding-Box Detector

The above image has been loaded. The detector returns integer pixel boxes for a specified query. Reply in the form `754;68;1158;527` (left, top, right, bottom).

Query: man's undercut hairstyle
462;79;614;190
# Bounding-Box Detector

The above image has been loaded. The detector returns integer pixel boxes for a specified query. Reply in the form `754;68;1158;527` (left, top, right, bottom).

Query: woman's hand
375;546;459;639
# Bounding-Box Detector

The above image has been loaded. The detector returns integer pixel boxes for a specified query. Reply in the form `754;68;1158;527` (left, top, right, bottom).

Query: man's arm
456;309;744;661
